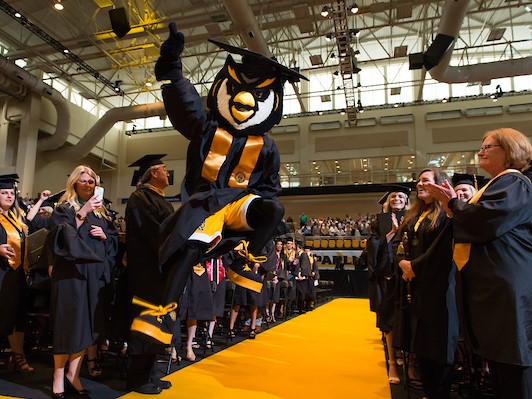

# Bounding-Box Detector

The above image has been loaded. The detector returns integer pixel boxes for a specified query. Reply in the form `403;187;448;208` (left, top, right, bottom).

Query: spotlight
353;49;361;58
54;1;64;11
321;6;330;17
114;79;123;92
340;109;346;115
357;99;364;113
350;3;359;14
349;29;361;39
333;70;340;76
331;52;336;59
326;32;334;41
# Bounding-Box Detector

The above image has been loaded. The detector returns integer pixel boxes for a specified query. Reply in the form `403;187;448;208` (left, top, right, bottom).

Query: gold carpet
121;298;390;399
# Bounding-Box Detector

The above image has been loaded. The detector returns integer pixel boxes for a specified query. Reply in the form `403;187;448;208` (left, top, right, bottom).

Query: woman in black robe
366;185;409;384
0;174;37;373
48;165;117;398
393;168;459;399
425;128;532;399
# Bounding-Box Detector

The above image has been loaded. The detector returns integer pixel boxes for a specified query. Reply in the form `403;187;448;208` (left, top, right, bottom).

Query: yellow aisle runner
122;298;390;399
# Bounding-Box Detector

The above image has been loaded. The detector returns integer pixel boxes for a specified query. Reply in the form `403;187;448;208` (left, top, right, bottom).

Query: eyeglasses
479;144;501;152
78;179;95;185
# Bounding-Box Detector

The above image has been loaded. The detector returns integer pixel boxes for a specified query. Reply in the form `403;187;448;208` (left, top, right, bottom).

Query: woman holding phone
47;165;117;398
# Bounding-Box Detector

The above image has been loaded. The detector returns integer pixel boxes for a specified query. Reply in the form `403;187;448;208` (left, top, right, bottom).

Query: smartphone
94;186;104;201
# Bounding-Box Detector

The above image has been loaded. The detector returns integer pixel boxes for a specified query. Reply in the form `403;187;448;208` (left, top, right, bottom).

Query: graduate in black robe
0;174;36;373
366;185;409;384
425;128;532;399
47;165;117;397
393;168;459;399
125;155;175;394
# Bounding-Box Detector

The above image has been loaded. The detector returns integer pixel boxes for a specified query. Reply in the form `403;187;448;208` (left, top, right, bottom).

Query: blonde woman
48;165;117;398
0;174;35;374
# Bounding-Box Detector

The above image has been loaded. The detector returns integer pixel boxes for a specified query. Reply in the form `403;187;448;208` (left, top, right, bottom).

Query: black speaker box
109;7;131;38
423;34;454;70
408;52;424;70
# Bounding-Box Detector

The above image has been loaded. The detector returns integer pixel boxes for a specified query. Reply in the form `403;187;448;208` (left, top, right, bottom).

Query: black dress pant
417;355;453;399
126;335;164;389
488;359;532;399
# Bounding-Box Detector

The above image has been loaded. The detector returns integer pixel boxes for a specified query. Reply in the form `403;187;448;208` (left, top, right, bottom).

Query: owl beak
231;91;255;122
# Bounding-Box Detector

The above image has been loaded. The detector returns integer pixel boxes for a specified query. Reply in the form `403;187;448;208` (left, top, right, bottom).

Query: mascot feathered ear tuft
207;40;307;137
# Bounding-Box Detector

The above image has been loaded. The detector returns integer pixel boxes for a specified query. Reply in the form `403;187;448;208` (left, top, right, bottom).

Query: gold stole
201;129;264;188
453;169;521;270
144;185;165;197
0;210;28;271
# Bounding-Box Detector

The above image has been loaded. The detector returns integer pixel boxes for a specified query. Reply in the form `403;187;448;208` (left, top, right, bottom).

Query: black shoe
153;379;172;390
131;313;175;345
227;259;263;293
133;382;162;395
65;379;90;396
51;393;65;399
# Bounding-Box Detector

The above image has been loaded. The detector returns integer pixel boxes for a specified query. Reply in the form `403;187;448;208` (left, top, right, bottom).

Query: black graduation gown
125;187;174;308
450;171;532;366
158;79;282;270
393;213;459;365
48;204;118;354
0;213;29;337
366;213;399;332
179;266;214;321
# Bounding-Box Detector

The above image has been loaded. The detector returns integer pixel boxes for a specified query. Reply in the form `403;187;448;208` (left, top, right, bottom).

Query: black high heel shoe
65;378;90;396
51;392;65;399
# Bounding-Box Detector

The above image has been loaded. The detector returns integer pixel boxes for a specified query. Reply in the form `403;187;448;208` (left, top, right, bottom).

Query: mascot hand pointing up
131;23;306;345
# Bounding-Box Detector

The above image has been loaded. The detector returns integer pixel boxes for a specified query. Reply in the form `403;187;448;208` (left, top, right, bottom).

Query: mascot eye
255;90;269;101
227;82;237;94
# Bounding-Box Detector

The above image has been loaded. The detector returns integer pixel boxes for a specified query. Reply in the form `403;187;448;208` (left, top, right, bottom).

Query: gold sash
0;210;28;271
453;169;521;270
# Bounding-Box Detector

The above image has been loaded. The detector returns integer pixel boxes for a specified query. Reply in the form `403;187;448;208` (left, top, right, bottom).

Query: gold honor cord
132;297;178;322
229;135;264;188
237;240;267;272
453;169;521;270
202;129;233;183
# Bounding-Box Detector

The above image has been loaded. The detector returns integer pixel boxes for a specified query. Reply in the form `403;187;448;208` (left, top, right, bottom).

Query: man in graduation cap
129;23;307;347
125;154;175;394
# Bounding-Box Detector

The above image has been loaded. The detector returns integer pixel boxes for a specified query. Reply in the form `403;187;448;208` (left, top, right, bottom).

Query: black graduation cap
0;173;19;189
377;185;411;205
451;173;486;190
208;39;309;83
46;190;66;207
128;154;166;186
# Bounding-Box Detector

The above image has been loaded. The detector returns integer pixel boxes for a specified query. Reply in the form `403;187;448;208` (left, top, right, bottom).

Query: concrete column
16;92;41;197
0;102;9;168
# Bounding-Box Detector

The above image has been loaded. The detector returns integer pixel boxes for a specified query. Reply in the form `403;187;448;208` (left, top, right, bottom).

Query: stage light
350;4;359;14
54;1;64;11
321;6;330;17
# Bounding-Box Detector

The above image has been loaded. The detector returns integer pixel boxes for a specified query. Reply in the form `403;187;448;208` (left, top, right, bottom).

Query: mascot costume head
206;40;306;137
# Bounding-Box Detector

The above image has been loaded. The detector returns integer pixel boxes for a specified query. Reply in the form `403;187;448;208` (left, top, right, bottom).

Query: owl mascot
131;23;307;344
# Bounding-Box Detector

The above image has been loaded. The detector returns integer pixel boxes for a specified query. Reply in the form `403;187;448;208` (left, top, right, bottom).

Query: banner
312;249;363;269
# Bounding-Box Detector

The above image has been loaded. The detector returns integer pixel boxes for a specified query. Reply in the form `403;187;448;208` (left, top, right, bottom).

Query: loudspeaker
109;7;131;38
423;34;454;70
408;52;424;70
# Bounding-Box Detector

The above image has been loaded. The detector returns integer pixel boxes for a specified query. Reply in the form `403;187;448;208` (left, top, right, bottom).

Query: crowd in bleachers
286;214;373;238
